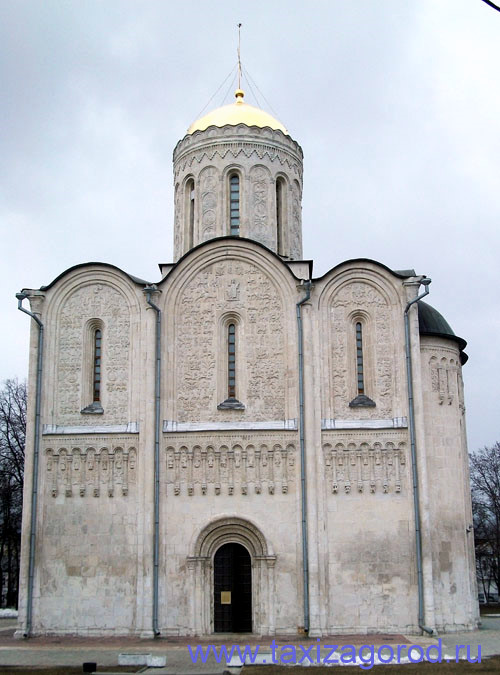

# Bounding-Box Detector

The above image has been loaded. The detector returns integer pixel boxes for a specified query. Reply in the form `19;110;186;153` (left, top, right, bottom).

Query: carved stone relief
200;166;218;241
45;443;137;498
457;369;465;414
329;282;393;419
174;142;303;183
174;183;181;257
322;441;406;495
429;355;457;406
290;182;302;259
165;441;295;496
175;260;286;422
331;306;349;410
226;279;240;301
249;166;272;248
57;284;131;425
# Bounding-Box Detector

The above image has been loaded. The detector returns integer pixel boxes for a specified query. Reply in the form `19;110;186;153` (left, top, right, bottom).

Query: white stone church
16;88;478;637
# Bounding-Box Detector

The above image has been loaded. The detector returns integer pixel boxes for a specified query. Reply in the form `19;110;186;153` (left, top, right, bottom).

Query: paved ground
0;618;498;672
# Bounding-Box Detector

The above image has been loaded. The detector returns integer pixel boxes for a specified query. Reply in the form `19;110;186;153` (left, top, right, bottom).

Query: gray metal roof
418;300;468;364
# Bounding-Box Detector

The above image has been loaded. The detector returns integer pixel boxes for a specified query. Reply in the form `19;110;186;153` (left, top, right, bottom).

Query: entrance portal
214;542;252;632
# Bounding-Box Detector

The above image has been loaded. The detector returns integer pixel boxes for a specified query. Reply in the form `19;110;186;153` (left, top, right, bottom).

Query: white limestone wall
322;433;417;633
37;266;145;431
162;240;299;425
156;241;304;635
316;263;408;422
295;265;418;635
420;337;479;632
16;244;479;637
158;436;301;635
34;438;140;634
16;266;149;636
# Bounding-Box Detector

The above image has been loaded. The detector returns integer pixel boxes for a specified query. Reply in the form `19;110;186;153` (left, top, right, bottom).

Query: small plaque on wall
221;591;231;605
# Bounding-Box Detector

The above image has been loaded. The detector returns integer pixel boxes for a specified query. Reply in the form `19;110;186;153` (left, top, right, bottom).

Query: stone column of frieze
308;289;330;635
137;292;160;638
186;558;196;635
404;279;436;632
258;557;268;635
203;558;211;634
266;556;277;636
196;558;205;635
301;294;323;637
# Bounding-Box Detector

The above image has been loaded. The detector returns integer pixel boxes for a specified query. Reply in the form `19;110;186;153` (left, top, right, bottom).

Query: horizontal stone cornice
174;142;303;181
321;417;408;430
174;124;302;158
43;422;139;435
163;419;297;433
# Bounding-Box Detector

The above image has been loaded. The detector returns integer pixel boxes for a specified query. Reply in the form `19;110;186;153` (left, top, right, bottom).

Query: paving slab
436;616;500;660
0;622;498;672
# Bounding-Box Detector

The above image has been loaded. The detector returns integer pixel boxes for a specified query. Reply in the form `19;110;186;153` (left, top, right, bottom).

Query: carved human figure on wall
200;167;218;242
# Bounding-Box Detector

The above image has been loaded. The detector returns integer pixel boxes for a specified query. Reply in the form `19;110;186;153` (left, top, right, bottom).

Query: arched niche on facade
42;267;142;427
162;239;299;424
191;516;272;559
317;264;406;421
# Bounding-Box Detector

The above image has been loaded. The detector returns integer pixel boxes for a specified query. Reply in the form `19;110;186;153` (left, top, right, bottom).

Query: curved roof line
37;262;151;291
417;300;468;363
313;258;416;282
187;91;288;136
157;236;313;285
188;114;288;136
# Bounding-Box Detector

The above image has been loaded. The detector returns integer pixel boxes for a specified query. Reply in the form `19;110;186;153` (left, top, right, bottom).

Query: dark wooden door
214;543;252;632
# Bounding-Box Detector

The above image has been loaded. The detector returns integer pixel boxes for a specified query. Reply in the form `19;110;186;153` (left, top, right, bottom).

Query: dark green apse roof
417;300;468;364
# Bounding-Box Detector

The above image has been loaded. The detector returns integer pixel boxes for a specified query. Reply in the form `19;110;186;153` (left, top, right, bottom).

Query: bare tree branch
0;378;26;608
471;442;500;602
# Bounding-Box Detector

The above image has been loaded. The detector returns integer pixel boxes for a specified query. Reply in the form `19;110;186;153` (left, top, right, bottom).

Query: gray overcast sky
1;0;498;452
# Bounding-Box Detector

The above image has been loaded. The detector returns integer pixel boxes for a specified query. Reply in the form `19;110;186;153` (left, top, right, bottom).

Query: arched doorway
214;543;252;632
188;516;276;635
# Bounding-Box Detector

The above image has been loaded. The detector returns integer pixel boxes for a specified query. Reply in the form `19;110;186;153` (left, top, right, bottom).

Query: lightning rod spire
237;23;242;90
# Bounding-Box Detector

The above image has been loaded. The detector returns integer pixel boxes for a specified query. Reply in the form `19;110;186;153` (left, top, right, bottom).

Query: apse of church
16;88;478;637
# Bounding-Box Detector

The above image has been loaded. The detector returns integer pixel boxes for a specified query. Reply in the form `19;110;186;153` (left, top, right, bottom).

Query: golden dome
187;89;288;135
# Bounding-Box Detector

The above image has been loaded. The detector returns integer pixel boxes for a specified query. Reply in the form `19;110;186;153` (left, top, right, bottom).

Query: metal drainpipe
144;285;161;637
404;277;434;636
296;279;312;633
16;292;44;638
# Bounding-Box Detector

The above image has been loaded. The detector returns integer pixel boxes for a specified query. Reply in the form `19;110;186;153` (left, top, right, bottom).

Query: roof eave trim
313;258;416;282
157;236;312;285
174;122;299;152
419;330;468;353
37;262;151;291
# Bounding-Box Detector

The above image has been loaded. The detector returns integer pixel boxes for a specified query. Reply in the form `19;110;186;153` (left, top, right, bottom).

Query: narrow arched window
355;322;364;395
217;318;245;410
349;320;375;408
228;323;236;398
93;328;102;403
81;320;105;414
229;174;240;236
186;179;195;249
276;178;285;255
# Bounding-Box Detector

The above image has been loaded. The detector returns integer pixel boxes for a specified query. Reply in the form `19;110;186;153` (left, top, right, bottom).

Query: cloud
1;0;499;450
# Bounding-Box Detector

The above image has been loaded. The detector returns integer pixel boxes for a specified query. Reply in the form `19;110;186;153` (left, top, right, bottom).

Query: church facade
16;90;478;637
